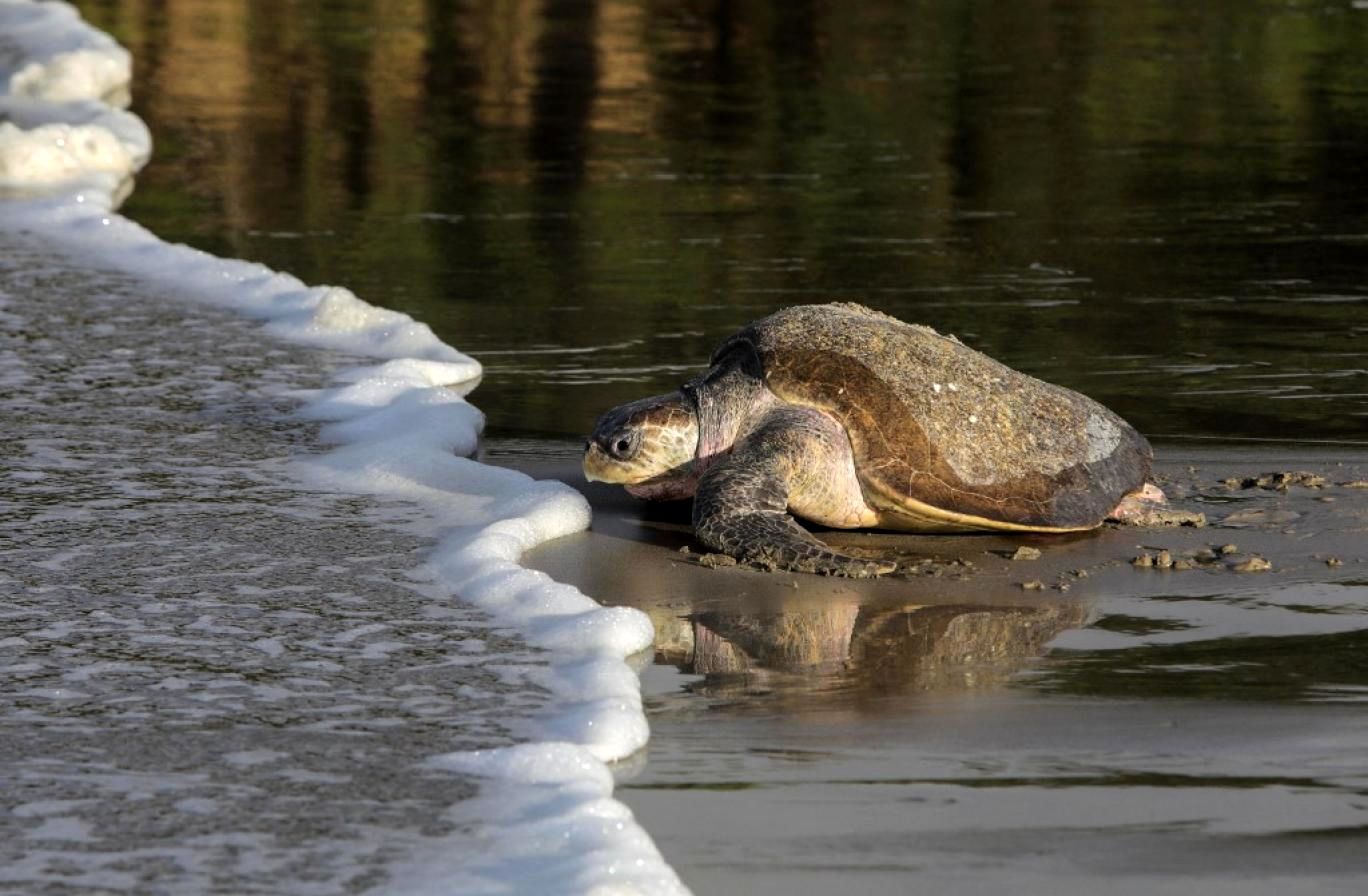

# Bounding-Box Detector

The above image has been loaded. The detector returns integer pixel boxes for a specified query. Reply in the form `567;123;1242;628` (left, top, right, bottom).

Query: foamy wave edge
0;2;687;893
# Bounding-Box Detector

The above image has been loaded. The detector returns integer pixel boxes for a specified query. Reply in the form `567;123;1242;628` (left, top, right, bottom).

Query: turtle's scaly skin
716;303;1152;532
693;407;895;577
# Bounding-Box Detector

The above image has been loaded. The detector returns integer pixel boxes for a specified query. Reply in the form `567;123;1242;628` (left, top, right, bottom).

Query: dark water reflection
79;0;1368;443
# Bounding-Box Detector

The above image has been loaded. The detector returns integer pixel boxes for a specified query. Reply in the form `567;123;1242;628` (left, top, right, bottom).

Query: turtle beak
582;441;620;483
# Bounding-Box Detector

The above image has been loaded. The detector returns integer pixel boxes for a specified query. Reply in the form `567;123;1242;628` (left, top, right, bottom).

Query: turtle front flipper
692;407;896;577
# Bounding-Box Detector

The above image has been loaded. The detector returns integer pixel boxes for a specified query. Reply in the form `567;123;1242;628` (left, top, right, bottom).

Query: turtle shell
712;303;1152;531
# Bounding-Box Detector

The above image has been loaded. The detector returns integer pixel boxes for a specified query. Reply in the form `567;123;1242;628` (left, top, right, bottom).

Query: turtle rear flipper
693;407;896;578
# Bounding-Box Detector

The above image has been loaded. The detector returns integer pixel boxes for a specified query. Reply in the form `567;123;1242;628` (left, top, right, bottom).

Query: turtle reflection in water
585;303;1163;576
648;599;1091;702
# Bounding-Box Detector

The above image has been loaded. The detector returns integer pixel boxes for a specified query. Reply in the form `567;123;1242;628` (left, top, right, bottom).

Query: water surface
80;0;1368;441
60;1;1368;892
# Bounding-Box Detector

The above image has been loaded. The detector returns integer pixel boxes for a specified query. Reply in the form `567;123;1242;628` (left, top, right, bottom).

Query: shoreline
516;443;1367;619
0;3;687;892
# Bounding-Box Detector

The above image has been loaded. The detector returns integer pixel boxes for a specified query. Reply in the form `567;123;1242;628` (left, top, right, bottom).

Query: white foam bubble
0;2;685;892
406;744;688;896
0;121;131;184
10;47;130;104
0;0;131;103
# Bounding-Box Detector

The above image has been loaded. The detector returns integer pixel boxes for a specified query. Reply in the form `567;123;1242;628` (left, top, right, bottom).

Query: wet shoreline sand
0;241;548;892
512;444;1368;894
518;444;1367;621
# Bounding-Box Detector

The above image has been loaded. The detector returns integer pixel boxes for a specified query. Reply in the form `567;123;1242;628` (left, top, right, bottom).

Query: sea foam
0;1;685;892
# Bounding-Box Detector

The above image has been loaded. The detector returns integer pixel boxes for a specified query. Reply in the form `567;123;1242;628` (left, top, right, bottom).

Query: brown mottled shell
712;303;1152;530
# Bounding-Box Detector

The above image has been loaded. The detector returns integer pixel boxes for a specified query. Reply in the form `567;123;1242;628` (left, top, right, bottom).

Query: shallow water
42;0;1368;892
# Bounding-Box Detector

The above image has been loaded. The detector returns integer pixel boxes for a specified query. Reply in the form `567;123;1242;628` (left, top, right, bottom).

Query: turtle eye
608;430;639;460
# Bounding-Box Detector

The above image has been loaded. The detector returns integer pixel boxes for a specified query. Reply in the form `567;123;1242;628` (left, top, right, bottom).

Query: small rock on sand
1011;546;1042;561
1235;471;1327;490
1133;550;1180;570
697;553;737;569
1231;556;1272;573
1120;507;1207;528
1020;580;1045;591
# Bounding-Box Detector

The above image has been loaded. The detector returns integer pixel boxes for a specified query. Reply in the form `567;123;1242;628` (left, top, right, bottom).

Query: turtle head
583;391;700;499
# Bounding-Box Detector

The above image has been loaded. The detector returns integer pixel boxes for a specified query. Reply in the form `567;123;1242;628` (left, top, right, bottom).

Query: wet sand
0;244;554;893
508;443;1368;894
515;444;1367;646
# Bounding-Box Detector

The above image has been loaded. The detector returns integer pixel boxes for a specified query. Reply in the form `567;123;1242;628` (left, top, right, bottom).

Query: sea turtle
583;303;1161;576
